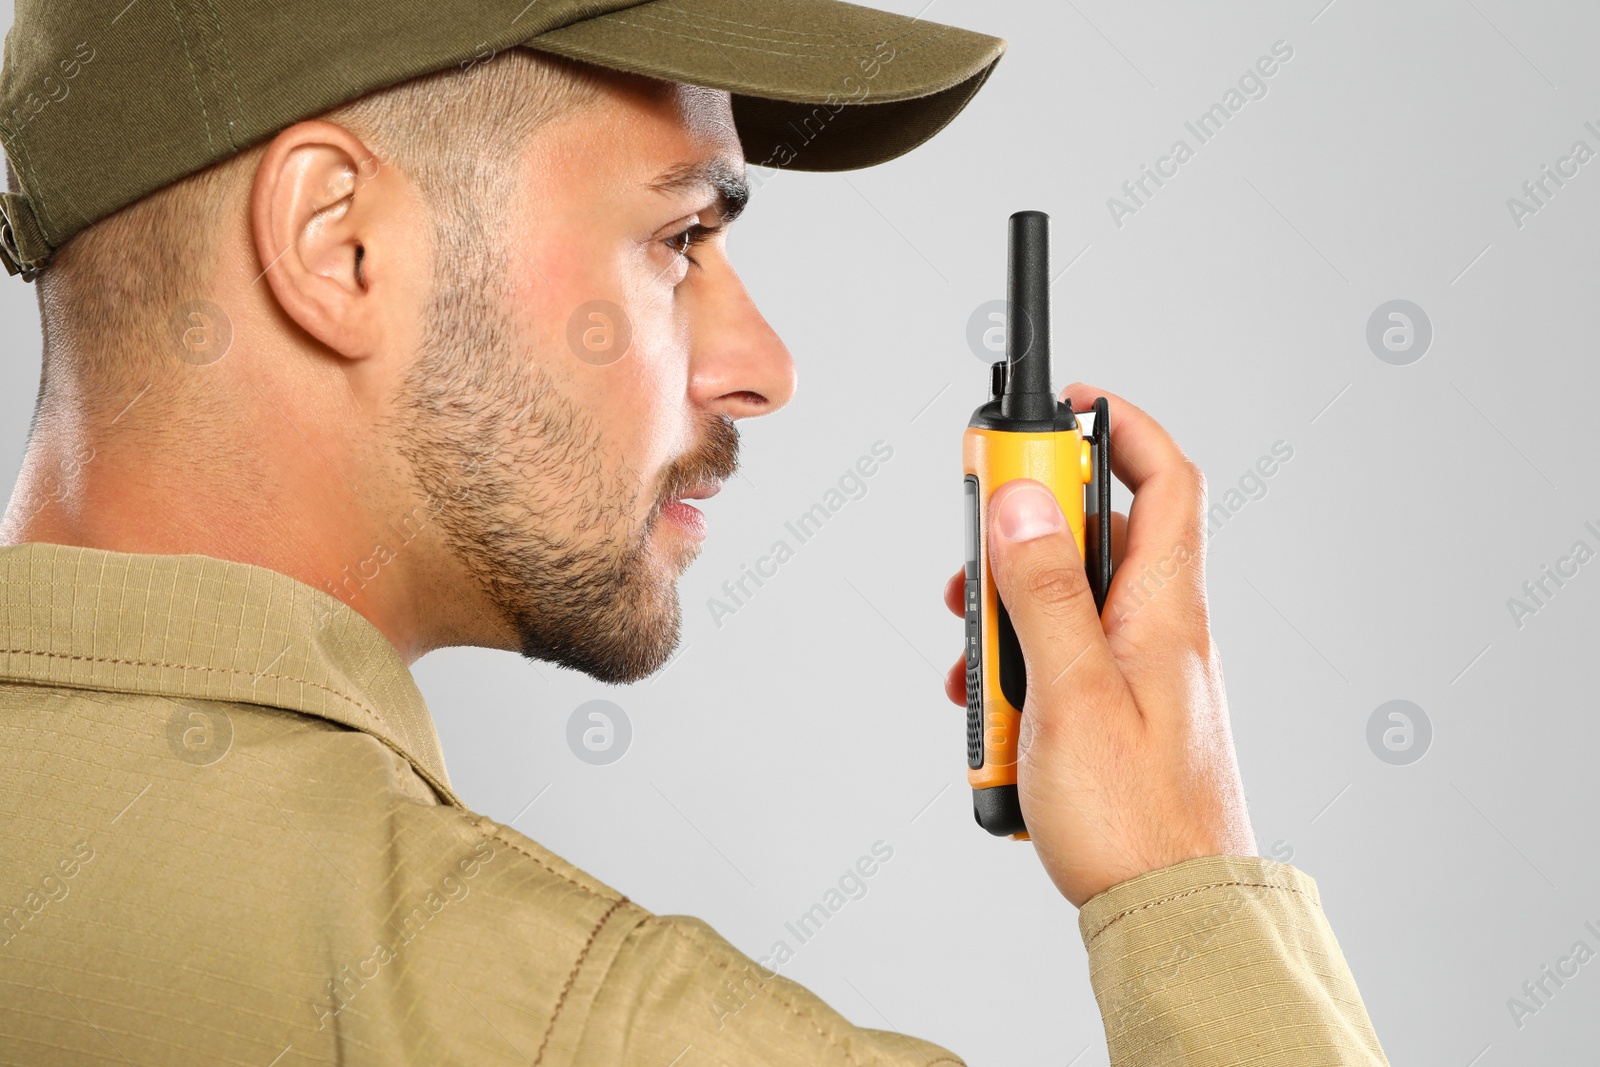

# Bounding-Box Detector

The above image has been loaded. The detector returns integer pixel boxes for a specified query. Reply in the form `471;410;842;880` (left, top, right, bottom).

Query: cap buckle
0;192;49;282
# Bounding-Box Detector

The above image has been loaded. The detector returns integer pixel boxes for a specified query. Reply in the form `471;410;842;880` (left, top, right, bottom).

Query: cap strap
0;191;52;281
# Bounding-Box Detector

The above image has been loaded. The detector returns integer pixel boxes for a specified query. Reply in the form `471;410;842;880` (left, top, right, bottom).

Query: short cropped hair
16;48;604;417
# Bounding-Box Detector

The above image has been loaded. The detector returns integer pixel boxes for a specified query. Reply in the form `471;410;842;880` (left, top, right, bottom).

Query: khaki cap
0;0;1005;280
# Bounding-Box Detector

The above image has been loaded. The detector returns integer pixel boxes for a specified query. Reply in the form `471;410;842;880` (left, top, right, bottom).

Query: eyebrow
648;157;749;227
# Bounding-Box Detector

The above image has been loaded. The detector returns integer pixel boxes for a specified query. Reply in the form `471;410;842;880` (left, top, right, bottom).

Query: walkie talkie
962;210;1112;839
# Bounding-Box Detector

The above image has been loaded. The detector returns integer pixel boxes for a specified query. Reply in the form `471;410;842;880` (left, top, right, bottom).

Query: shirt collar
0;542;458;805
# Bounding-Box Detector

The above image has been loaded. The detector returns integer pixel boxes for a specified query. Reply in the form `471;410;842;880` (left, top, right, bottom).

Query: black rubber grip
973;784;1025;837
963;476;984;769
1091;396;1112;611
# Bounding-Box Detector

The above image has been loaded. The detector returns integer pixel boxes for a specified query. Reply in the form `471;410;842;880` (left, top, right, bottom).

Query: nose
686;261;796;420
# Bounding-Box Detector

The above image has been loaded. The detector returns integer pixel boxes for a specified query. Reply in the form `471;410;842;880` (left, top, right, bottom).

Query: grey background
3;1;1597;1063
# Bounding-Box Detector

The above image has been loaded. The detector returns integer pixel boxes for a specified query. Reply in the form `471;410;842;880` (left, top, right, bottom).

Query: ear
250;120;408;360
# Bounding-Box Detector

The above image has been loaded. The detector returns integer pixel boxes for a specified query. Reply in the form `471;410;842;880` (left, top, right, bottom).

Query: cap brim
521;0;1006;171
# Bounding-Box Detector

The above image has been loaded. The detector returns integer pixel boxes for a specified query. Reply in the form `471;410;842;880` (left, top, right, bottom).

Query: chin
518;581;684;686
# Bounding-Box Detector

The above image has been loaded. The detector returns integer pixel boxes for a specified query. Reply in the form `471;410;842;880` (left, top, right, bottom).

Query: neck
0;354;495;664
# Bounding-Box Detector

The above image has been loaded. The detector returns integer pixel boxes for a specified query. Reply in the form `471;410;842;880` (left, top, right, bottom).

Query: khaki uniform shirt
0;543;1389;1065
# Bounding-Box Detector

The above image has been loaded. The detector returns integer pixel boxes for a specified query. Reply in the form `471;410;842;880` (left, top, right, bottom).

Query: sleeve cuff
1078;854;1321;946
1076;855;1389;1066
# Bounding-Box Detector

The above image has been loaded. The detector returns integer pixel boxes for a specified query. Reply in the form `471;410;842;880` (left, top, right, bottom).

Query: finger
944;566;964;618
984;479;1128;706
1084;510;1129;572
1061;384;1207;626
1062;383;1191;496
946;653;965;706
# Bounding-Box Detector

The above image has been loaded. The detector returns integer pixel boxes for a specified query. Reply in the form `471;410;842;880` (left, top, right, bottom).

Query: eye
663;222;716;269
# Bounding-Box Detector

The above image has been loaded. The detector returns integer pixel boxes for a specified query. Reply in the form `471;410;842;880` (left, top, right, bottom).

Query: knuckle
1016;559;1094;616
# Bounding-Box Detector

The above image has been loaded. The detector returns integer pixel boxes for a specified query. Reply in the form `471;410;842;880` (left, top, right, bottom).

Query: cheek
505;216;692;492
505;217;631;363
614;297;693;464
500;264;571;377
586;351;683;492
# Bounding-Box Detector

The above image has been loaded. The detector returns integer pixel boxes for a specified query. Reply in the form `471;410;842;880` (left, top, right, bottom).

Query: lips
655;480;720;540
653;481;722;514
677;481;723;502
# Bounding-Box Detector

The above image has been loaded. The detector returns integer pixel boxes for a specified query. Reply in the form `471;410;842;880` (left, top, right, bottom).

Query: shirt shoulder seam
470;820;635;1066
642;915;965;1066
534;896;632;1066
476;820;625;903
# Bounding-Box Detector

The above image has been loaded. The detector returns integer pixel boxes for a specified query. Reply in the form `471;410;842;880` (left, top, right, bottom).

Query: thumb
986;479;1118;697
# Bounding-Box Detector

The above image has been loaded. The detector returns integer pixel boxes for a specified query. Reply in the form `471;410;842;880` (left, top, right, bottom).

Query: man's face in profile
392;71;794;684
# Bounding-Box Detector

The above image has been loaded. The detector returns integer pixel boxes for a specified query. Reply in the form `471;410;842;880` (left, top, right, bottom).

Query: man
0;1;1388;1063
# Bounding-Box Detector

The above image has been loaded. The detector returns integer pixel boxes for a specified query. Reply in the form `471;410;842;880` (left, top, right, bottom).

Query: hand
943;384;1256;907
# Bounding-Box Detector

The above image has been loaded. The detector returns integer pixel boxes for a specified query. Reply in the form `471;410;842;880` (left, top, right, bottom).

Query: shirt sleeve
569;909;966;1066
1077;855;1390;1066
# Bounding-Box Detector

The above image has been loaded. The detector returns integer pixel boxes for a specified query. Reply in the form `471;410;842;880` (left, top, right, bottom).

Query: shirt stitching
474;825;960;1065
480;823;621;901
534;896;631;1066
644;916;965;1066
474;824;636;1064
1084;879;1316;946
0;646;390;727
0;653;463;806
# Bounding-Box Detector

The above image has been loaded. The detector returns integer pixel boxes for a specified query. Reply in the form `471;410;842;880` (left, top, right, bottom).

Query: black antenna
1000;210;1054;422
